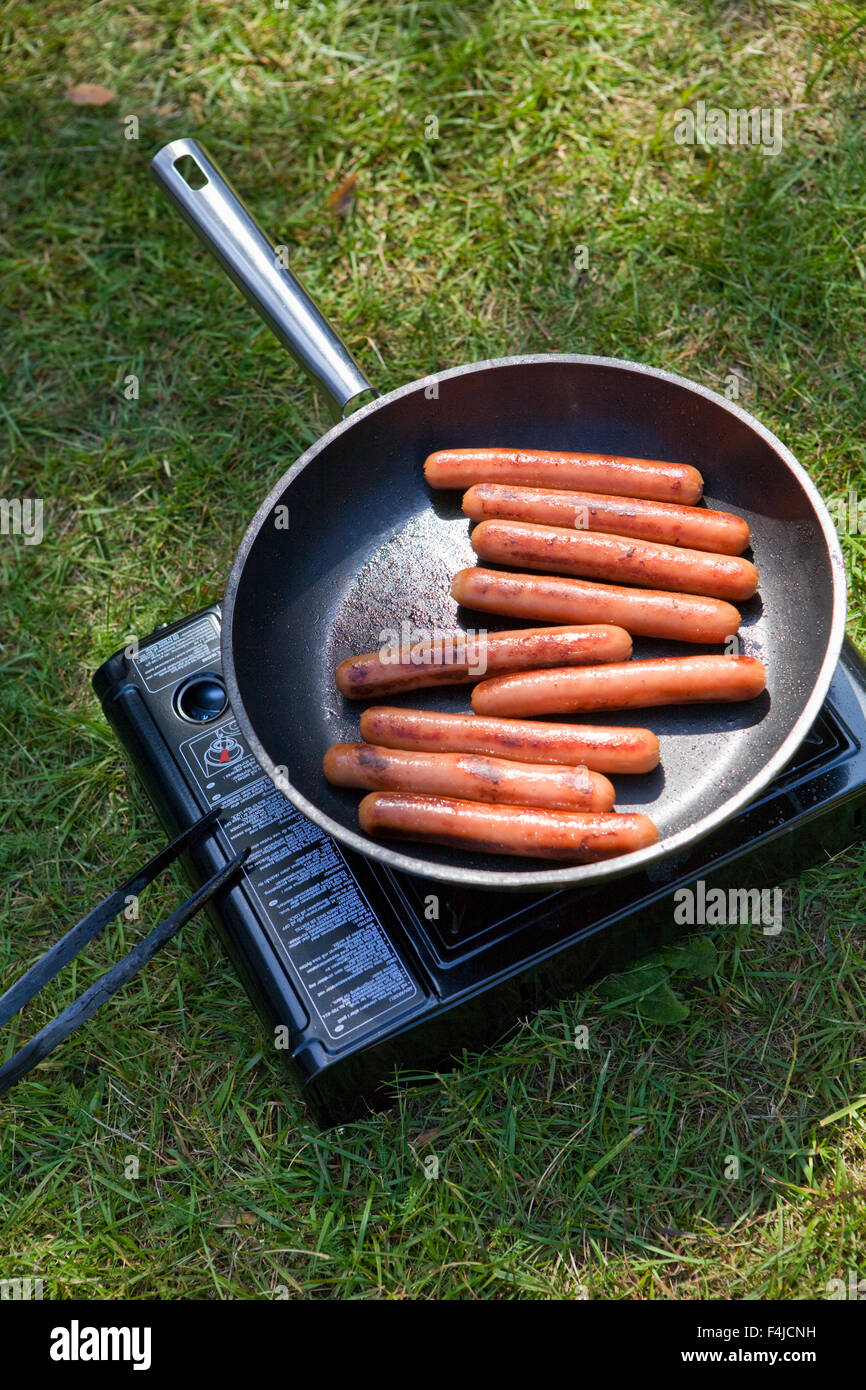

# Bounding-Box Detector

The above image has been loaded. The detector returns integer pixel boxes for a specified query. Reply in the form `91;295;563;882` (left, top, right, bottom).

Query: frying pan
151;138;846;892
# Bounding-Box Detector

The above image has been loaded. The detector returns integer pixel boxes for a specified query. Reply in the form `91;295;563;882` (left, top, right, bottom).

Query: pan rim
222;352;847;891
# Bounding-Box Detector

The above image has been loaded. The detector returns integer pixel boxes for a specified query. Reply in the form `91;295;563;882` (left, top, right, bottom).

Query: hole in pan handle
150;137;377;420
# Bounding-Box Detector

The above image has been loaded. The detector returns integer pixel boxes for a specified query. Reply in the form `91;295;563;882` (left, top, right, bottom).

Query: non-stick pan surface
154;141;847;891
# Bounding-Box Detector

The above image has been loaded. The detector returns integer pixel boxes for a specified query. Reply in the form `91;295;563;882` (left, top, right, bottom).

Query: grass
1;0;865;1299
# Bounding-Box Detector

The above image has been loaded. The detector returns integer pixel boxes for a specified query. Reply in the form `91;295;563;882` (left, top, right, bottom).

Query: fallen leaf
327;172;358;216
411;1128;441;1147
215;1208;259;1229
66;83;115;106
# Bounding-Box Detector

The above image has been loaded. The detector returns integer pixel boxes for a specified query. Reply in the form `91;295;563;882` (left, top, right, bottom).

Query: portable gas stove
92;605;866;1124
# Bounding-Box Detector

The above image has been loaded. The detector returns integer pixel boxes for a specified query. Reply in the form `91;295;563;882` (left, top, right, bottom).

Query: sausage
470;519;759;601
358;792;659;862
358;707;660;774
452;567;740;644
424;447;703;504
471;654;767;717
324;743;616;811
463;483;751;555
335;623;632;698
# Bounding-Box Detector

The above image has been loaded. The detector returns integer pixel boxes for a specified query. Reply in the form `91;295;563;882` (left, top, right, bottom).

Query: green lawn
1;0;865;1299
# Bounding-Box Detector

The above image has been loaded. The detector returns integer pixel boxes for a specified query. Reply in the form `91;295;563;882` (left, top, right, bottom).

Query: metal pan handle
151;138;375;419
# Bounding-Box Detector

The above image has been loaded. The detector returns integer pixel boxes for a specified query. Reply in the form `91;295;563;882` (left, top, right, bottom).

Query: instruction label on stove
134;615;221;693
179;716;420;1042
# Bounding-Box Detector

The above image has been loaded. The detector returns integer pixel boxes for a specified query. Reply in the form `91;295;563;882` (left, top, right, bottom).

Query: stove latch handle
0;809;249;1098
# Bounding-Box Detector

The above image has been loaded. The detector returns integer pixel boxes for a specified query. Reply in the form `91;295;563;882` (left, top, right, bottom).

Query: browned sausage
358;792;659;862
462;483;751;555
470;519;759;601
335;623;632;698
358;707;660;774
324;743;616;811
452;567;740;644
472;654;767;716
424;447;703;504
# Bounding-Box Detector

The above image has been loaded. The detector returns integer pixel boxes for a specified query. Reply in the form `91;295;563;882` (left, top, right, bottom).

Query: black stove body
94;606;866;1124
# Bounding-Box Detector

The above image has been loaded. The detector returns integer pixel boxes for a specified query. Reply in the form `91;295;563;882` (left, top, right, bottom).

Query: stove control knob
174;674;227;723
